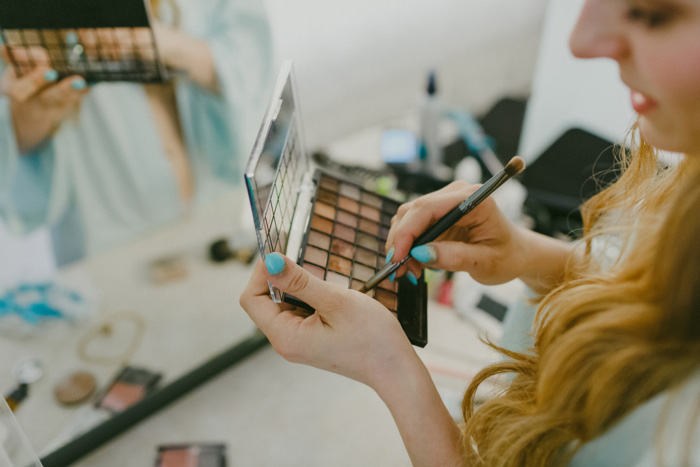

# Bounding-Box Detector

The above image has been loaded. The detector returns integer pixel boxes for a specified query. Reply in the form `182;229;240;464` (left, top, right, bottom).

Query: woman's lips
630;89;658;114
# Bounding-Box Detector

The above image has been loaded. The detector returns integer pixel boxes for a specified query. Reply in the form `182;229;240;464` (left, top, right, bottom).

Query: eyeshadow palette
0;0;168;83
245;61;427;346
96;366;161;414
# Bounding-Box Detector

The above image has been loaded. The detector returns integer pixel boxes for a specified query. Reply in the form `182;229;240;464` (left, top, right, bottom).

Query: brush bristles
504;156;525;177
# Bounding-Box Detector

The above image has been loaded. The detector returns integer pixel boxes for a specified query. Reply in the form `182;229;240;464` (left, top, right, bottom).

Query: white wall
518;0;635;162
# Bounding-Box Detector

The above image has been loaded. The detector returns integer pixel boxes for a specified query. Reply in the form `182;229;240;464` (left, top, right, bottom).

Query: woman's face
569;0;700;155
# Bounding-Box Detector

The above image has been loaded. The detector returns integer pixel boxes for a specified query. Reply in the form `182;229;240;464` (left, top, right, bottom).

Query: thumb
263;252;346;312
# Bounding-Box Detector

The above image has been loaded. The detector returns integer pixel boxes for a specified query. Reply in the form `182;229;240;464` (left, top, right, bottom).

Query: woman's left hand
239;253;418;391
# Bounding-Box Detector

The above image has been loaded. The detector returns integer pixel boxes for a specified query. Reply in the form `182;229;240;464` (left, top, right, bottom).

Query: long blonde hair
461;125;700;465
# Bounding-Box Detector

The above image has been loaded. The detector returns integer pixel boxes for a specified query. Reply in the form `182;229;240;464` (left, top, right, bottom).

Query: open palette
0;0;168;83
245;62;427;347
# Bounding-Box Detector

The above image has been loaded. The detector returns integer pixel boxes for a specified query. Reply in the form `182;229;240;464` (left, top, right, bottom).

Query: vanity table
0;190;266;466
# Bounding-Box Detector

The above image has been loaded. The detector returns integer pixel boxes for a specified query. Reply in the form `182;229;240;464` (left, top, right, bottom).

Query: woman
240;0;700;464
0;0;272;265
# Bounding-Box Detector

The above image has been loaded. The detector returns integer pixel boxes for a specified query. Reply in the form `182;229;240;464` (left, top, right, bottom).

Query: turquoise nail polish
411;245;437;264
406;271;418;286
72;78;86;90
44;69;58;82
389;272;396;283
265;253;286;275
385;246;394;263
65;32;78;45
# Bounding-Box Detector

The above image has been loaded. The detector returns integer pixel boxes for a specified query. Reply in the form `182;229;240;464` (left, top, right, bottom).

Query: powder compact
95;366;161;414
0;0;168;83
245;61;427;346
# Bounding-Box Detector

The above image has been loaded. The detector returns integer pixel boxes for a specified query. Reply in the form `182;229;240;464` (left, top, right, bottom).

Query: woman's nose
569;0;629;61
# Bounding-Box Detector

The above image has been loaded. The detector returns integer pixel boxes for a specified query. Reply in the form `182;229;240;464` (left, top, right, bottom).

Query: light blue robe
0;0;273;265
501;296;700;466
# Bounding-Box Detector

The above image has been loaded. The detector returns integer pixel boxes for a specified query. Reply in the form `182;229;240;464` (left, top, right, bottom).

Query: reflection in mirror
0;0;273;462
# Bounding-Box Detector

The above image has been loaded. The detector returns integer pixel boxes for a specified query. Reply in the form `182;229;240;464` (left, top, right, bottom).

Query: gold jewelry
77;312;146;366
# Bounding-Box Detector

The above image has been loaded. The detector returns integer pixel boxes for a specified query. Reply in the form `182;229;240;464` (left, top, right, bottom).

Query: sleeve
0;91;68;236
175;0;274;184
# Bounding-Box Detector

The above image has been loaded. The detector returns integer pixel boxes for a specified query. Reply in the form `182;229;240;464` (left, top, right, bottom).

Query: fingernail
44;69;58;82
389;272;396;283
65;32;78;45
406;271;418;286
411;244;437;264
265;253;286;276
71;78;86;90
385;246;394;263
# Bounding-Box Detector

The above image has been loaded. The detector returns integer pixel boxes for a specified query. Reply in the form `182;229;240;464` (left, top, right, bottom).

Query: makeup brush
359;156;525;293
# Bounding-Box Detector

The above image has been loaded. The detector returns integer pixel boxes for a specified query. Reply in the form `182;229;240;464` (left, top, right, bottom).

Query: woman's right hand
1;46;89;154
386;180;529;286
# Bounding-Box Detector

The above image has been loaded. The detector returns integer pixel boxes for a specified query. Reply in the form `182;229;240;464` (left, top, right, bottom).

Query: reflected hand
239;253;416;389
1;46;89;154
387;180;526;285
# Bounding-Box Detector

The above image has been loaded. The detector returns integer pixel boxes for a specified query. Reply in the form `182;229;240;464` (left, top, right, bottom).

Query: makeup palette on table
245;61;427;346
0;0;168;83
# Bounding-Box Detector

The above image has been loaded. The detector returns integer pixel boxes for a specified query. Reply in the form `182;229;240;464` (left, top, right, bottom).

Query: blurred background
0;0;636;465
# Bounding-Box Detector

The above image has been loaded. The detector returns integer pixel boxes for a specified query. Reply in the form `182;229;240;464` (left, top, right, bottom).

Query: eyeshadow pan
357;233;378;251
303;262;325;279
379;226;390;240
358;219;380;236
328;254;352;276
311;215;333;234
331;238;354;259
336;210;358;228
353;263;375;282
319;177;339;192
317;189;338;206
360;205;381;222
326;271;350;287
355;247;377;267
338;197;359;213
361;192;382;209
339;183;361;200
314;202;335;220
333;224;356;243
379;277;398;293
304;246;328;267
308;231;331;250
376;289;398;311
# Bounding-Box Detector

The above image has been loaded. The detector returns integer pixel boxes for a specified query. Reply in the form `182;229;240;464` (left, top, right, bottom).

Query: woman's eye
627;6;672;28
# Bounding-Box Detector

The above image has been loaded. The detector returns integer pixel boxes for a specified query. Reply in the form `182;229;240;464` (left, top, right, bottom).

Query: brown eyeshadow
326;271;350;287
331;238;354;258
303;262;325;279
356;232;378;251
360;205;381;222
358;218;380;236
305;246;328;267
310;215;333;234
376;289;398;311
328;254;352;276
380;212;393;226
338;197;359;213
336;210;358;228
314;202;335;220
319;177;339;192
361;192;382;209
353;263;375;282
317;189;338;206
379;226;389;240
354;248;377;267
308;231;331;250
379;277;398;292
333;224;356;243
